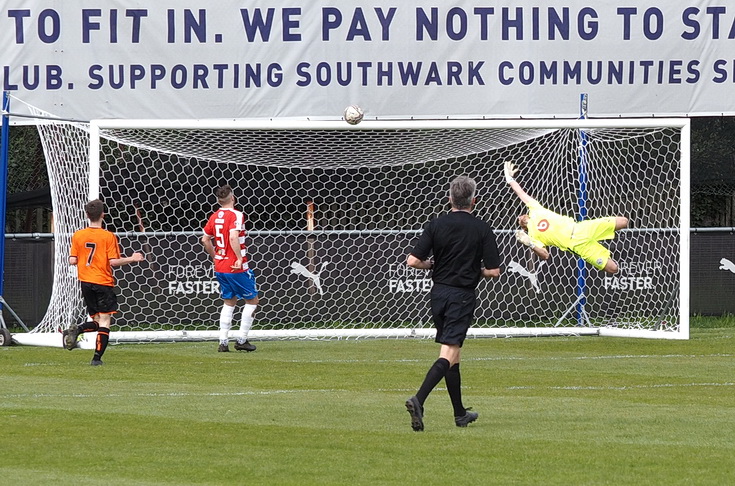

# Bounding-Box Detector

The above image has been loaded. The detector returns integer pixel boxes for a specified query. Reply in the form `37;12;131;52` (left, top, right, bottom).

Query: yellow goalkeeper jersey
526;199;576;251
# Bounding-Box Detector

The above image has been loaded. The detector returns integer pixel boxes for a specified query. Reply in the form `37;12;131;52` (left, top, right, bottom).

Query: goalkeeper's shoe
217;343;230;352
62;326;80;350
234;340;256;352
405;395;424;432
454;408;478;427
90;359;104;366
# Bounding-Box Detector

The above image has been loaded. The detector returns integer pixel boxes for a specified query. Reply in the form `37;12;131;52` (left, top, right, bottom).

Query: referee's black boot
455;408;478;427
405;396;424;431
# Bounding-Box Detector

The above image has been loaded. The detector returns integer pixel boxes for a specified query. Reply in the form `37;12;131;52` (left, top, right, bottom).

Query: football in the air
343;105;364;125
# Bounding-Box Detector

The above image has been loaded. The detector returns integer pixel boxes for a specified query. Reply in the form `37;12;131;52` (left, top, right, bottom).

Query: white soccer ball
343;105;364;125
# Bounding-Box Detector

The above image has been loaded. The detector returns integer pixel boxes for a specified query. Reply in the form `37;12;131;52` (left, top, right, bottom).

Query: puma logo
290;261;329;295
719;258;735;274
507;260;545;291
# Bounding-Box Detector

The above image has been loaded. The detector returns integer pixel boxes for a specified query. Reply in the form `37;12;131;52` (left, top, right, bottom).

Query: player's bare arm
481;267;501;278
407;254;433;270
229;229;243;269
529;246;550;260
110;252;145;267
504;161;535;205
69;256;78;266
201;234;216;259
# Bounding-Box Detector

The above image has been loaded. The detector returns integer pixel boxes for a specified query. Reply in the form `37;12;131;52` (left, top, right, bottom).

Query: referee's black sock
93;327;110;360
416;358;450;405
445;363;466;416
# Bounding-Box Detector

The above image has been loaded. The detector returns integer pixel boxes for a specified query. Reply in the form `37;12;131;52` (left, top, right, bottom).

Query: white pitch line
2;382;733;401
16;352;734;369
279;353;735;364
471;353;735;362
508;382;735;391
0;388;351;400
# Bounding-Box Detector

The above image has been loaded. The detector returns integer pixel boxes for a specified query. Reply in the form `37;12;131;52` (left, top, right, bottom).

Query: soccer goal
16;107;690;345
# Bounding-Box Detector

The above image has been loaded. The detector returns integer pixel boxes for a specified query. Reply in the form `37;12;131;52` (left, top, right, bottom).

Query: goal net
20;110;690;344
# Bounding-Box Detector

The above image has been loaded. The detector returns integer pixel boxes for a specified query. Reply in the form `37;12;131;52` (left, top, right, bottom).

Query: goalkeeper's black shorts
430;284;477;347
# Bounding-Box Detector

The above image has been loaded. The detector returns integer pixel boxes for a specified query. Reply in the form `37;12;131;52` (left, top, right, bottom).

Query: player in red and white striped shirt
202;185;259;352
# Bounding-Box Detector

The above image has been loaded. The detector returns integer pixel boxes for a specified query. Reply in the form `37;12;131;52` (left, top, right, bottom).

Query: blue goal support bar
576;93;589;326
0;92;10;306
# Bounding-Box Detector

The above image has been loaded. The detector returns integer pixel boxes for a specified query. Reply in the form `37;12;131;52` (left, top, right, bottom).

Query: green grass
2;324;734;485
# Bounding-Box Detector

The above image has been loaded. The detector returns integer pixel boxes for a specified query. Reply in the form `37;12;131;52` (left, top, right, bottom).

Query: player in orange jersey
64;199;145;365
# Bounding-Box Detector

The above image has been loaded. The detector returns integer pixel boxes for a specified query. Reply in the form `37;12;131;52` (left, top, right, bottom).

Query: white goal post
16;112;690;346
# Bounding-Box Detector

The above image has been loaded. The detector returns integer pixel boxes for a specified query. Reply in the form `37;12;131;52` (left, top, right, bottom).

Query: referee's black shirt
410;211;501;290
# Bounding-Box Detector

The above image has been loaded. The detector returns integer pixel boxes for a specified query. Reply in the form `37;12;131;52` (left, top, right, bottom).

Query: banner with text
3;1;735;120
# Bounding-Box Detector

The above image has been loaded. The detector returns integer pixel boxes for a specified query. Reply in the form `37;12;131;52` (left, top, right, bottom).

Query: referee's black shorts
430;283;477;347
80;281;118;317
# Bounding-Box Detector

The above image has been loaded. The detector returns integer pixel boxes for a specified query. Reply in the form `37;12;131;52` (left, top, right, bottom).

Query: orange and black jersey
70;227;121;286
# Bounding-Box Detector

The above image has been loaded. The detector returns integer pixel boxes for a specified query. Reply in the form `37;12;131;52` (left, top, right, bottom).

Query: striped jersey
202;207;249;274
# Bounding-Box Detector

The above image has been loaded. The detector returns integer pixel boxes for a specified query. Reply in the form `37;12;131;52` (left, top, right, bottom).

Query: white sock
219;304;235;343
238;304;257;343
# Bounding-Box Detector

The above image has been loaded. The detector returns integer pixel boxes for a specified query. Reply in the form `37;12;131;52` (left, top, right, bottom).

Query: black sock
93;327;110;360
81;321;99;333
416;358;450;405
445;363;466;416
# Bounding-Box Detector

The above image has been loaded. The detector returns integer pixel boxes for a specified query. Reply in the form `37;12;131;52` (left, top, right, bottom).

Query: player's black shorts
430;284;477;347
80;282;118;317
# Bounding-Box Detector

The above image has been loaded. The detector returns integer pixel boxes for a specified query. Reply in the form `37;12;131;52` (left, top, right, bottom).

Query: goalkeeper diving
504;161;628;274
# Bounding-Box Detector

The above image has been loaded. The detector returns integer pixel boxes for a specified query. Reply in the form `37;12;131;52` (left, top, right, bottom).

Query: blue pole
0;92;9;301
576;93;589;326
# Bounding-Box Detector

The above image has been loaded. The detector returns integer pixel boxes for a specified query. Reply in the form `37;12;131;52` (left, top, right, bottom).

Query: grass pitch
1;324;734;485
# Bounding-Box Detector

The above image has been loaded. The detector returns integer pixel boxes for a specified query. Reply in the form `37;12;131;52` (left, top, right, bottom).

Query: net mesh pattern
28;117;683;338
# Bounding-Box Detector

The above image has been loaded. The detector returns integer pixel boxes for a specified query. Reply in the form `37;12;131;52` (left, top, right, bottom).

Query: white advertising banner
2;0;735;120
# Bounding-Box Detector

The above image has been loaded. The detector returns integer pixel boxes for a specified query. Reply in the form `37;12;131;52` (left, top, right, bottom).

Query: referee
405;175;501;431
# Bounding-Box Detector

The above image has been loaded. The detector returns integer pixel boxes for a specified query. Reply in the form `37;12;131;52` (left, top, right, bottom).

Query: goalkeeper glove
515;229;535;249
504;161;518;183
